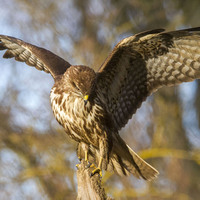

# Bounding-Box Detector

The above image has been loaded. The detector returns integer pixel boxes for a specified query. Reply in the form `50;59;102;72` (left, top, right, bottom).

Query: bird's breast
50;87;106;146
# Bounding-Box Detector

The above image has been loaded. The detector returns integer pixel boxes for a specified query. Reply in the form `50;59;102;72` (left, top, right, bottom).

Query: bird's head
61;65;96;104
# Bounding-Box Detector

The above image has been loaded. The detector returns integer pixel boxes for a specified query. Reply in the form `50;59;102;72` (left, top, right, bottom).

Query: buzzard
1;27;200;180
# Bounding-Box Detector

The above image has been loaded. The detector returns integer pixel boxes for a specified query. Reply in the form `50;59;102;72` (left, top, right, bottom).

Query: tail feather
112;134;159;180
124;144;158;180
109;153;130;176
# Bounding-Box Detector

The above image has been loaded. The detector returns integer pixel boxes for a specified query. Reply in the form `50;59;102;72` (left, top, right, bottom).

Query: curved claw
76;163;80;169
78;156;82;161
89;163;96;168
86;161;92;168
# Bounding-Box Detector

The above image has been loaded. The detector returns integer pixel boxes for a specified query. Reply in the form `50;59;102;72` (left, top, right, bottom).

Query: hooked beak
83;95;89;105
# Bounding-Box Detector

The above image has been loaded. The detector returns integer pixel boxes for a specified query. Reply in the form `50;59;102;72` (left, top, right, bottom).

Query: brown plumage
1;27;200;180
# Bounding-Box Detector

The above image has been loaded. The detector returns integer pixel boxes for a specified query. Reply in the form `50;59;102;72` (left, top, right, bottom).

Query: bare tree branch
76;160;113;200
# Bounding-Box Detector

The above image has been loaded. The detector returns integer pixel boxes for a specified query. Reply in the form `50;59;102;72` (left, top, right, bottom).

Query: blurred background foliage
0;0;200;199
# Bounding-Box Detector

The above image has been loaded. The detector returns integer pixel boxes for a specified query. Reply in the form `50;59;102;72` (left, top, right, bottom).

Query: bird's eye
72;82;80;91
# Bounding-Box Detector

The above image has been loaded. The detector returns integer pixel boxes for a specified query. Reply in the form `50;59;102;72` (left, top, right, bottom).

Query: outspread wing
0;35;71;78
96;27;200;130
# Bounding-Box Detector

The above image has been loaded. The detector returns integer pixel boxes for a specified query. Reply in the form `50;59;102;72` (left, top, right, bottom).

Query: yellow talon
90;156;103;177
78;156;81;161
91;167;102;177
90;163;96;168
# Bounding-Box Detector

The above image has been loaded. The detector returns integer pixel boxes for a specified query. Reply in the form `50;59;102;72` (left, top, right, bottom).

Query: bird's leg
76;143;82;161
76;142;90;168
91;136;110;177
91;156;103;177
84;149;88;162
84;148;93;168
81;143;91;167
76;143;81;168
91;160;103;177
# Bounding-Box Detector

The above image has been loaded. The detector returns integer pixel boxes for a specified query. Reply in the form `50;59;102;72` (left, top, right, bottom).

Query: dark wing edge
0;35;71;78
96;27;200;130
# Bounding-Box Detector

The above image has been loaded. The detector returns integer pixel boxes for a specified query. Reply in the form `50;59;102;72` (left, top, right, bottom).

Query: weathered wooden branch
76;160;113;200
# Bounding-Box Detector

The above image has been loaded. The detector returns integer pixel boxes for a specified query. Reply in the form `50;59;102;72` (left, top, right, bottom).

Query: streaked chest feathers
50;87;104;145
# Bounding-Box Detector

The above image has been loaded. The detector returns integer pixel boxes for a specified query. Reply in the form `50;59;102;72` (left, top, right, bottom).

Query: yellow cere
84;95;89;101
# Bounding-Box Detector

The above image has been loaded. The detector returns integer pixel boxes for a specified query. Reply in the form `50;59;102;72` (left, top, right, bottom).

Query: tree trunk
76;160;112;200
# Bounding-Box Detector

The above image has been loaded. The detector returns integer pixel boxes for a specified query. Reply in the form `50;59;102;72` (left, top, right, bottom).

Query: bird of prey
1;27;200;181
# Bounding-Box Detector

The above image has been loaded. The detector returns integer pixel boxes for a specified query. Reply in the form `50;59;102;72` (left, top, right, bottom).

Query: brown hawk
1;27;200;180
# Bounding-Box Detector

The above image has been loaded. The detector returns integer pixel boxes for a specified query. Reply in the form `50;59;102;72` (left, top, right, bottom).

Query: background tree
0;0;199;199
